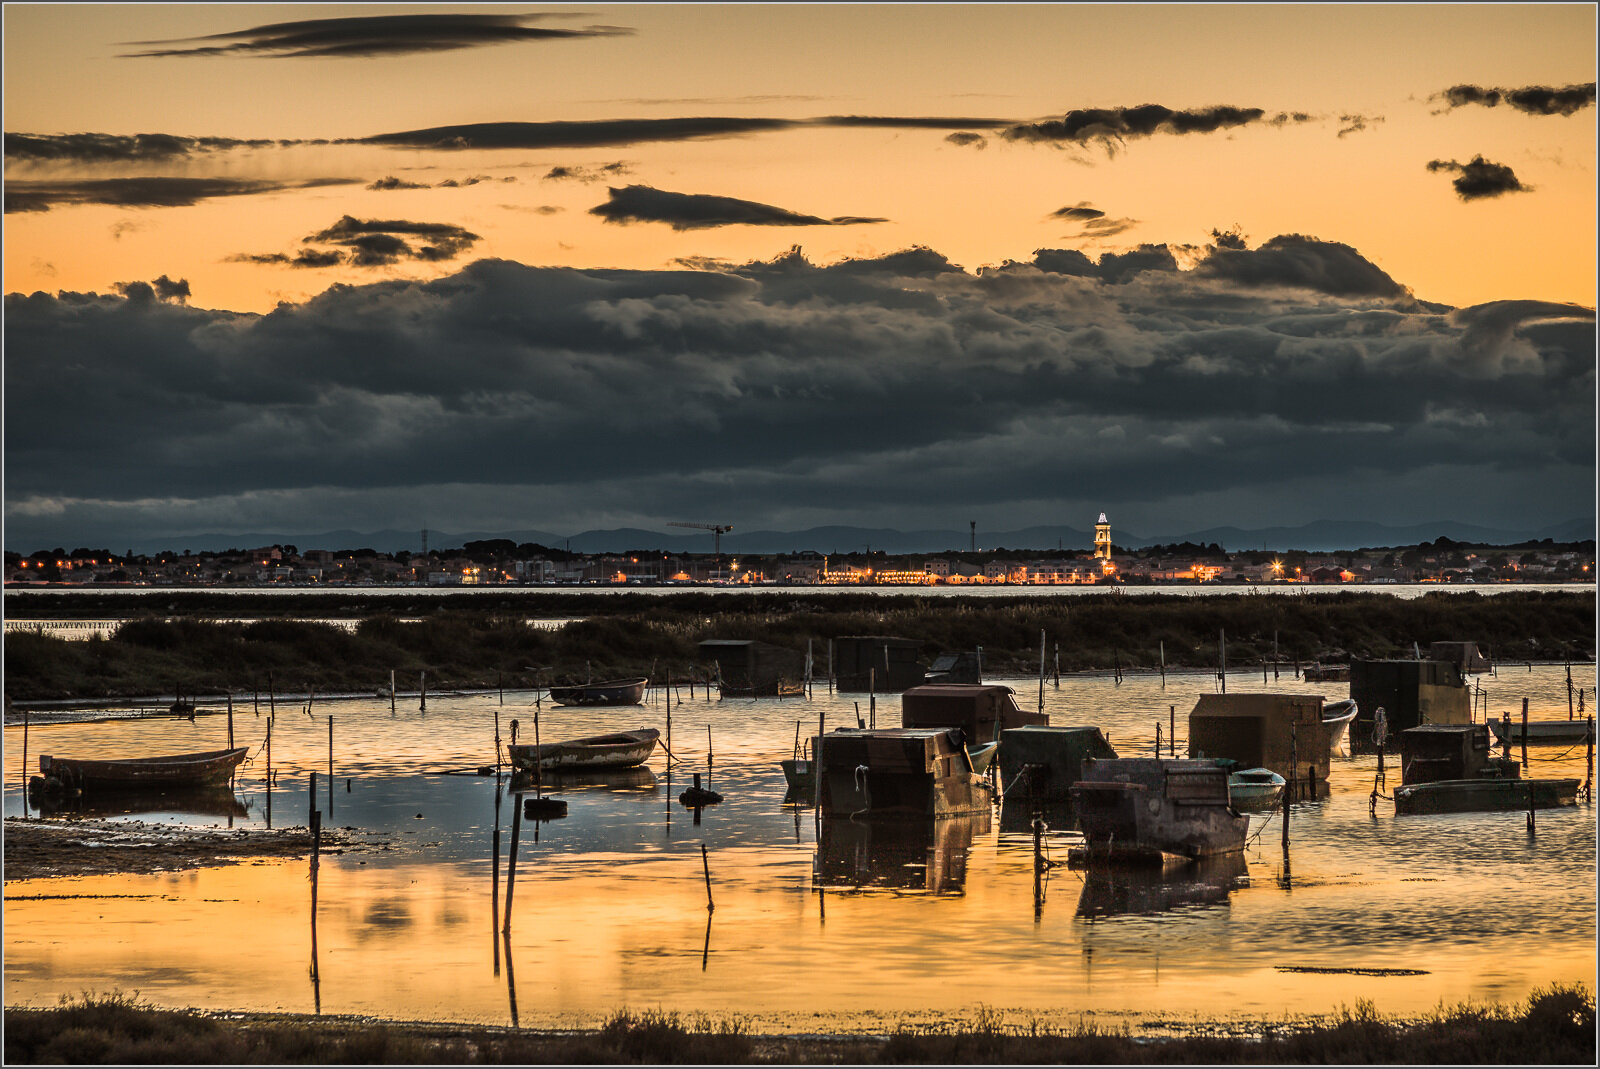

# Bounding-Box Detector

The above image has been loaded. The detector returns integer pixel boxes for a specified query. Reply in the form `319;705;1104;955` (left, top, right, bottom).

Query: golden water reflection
4;665;1595;1035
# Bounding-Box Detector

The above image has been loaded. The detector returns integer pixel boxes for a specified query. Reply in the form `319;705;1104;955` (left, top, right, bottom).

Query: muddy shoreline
2;817;378;881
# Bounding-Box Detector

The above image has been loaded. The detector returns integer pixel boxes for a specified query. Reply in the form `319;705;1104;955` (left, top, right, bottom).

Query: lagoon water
3;665;1594;1035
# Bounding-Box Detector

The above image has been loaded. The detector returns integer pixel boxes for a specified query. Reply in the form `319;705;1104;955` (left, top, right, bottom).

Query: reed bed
4;985;1592;1064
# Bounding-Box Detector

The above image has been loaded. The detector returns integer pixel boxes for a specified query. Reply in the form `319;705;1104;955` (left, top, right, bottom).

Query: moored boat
33;747;248;795
508;727;659;772
1393;723;1580;815
1485;717;1595;746
546;677;649;707
1321;698;1359;753
1227;767;1286;809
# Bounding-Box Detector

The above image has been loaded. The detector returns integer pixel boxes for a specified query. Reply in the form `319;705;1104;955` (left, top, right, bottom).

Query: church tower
1094;513;1112;561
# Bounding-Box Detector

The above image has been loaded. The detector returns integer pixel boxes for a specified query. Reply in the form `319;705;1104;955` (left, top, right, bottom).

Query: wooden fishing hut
900;684;1045;745
1188;692;1333;795
1069;757;1249;864
833;636;926;692
814;727;991;819
996;725;1118;803
1348;655;1471;751
697;639;806;697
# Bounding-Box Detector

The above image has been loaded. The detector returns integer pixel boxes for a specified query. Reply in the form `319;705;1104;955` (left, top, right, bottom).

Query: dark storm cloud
2;176;359;213
6;243;1591;546
120;13;633;59
589;185;886;230
1001;104;1284;148
4;132;284;164
113;275;189;304
1426;156;1531;200
1435;82;1596;116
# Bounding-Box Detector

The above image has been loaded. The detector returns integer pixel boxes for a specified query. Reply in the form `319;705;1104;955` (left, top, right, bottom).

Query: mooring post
828;639;834;695
503;799;522;933
327;715;334;818
701;843;714;913
1501;713;1512;763
869;668;876;728
1584;716;1594;802
309;770;318;826
1159;640;1166;686
1289;722;1298;803
1521;698;1529;775
1262;657;1268;684
1281;758;1291;851
227;695;234;750
815;707;826;828
1032;815;1045;920
21;705;30;818
1527;780;1536;835
268;670;276;717
420;671;427;712
1155;722;1162;757
1037;629;1046;712
1219;629;1227;693
1170;705;1177;758
494;704;502;768
1566;663;1574;719
499;671;504;706
390;669;396;714
707;724;714;772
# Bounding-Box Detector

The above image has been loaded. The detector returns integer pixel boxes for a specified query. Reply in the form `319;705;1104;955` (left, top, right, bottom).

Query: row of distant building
6;541;1593;587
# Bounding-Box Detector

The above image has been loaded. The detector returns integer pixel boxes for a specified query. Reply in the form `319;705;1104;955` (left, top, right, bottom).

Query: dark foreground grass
4;986;1594;1064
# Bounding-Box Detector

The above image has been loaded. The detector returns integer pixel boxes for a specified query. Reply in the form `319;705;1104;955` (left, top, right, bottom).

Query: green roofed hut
997;725;1119;803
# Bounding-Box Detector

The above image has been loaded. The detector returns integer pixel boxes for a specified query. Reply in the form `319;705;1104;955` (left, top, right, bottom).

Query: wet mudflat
4;665;1594;1037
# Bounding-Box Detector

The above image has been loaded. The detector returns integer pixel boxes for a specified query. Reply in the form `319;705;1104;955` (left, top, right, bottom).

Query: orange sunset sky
3;4;1596;550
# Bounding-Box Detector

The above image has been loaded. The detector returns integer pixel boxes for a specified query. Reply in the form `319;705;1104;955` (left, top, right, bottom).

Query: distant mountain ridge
41;517;1595;557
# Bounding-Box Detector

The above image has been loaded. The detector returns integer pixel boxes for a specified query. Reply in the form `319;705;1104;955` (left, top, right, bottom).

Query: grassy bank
2;590;1593;702
3;987;1593;1064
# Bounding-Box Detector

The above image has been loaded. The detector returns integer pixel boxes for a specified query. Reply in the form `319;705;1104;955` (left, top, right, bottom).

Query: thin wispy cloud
4;176;358;213
589;185;886;230
119;13;633;59
4;132;286;164
1002;105;1310;152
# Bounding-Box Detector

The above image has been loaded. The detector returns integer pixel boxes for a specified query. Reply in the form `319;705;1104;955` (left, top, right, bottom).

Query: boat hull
1228;768;1286;810
1394;777;1580;814
1485;719;1595;745
36;748;249;792
508;728;659;772
546;678;649;707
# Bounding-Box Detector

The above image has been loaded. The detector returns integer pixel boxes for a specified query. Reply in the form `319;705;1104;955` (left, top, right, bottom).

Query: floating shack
833;636;926;692
900;684;1046;744
1069;757;1249;864
1348;655;1471;751
996;725;1118;803
924;651;983;685
1187;693;1334;793
698;639;806;697
1393;723;1579;814
815;727;991;819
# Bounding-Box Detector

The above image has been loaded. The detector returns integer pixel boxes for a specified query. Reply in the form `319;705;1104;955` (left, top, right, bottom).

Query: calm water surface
4;666;1594;1035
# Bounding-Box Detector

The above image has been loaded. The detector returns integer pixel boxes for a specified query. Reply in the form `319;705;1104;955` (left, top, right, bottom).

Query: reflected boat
510;765;658;792
1076;852;1249;918
814;809;991;892
28;784;251;819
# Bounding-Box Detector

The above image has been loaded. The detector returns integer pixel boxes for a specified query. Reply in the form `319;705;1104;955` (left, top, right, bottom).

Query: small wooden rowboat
1485;718;1595;746
35;747;249;794
546;677;649;707
508;728;660;772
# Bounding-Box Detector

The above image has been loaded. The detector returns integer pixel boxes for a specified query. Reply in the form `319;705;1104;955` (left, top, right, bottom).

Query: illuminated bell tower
1094;513;1112;561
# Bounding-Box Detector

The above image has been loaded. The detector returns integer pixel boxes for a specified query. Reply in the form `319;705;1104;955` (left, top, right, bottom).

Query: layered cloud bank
4;238;1594;548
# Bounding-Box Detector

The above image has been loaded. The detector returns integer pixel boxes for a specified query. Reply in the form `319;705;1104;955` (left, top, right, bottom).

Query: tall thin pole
327;715;334;819
1219;629;1228;693
1037;629;1046;713
21;706;30;818
868;668;876;729
1159;640;1166;686
1521;697;1529;774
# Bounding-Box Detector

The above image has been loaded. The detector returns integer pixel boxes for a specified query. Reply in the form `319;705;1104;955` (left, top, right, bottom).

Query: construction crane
668;522;733;563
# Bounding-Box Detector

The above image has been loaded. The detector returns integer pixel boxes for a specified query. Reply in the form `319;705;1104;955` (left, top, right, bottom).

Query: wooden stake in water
707;724;714;772
227;694;234;750
390;669;396;714
1583;716;1594;803
1219;629;1228;693
420;670;427;712
327;715;334;819
309;770;318;826
1159;640;1166;687
266;715;274;827
1037;629;1046;713
21;706;30;819
268;670;276;717
1521;698;1530;775
701;843;715;913
869;668;876;728
1169;705;1176;758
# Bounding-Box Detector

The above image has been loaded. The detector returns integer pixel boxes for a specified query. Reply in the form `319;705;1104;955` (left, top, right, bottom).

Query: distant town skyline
4;5;1595;551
